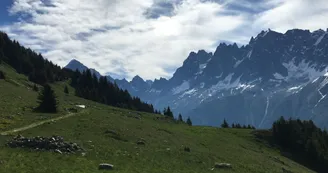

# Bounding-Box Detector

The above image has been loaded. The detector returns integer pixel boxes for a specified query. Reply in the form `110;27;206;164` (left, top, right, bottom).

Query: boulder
214;163;232;169
184;147;191;152
55;149;62;154
98;163;114;170
137;141;145;145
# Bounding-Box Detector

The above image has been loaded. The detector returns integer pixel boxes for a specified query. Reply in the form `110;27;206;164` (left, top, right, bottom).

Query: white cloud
254;0;328;32
1;0;328;80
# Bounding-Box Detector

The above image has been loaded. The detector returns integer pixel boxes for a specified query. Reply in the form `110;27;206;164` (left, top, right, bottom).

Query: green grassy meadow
0;63;314;173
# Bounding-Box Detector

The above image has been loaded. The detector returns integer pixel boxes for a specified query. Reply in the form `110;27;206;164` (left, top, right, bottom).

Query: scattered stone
137;141;145;145
81;152;86;157
98;163;114;170
214;163;232;169
166;148;170;151
7;135;83;154
55;149;62;154
184;147;191;152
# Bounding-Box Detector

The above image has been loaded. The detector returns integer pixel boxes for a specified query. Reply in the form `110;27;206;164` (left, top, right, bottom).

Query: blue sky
0;1;14;24
1;0;328;80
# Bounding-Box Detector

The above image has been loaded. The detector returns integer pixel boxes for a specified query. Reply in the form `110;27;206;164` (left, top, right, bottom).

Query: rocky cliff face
66;29;328;128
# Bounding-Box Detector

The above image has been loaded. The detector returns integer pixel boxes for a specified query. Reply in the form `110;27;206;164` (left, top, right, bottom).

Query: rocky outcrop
7;135;83;154
98;163;114;170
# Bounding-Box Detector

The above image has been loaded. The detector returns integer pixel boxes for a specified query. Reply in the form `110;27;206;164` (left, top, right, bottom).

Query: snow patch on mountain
196;63;207;75
236;84;256;92
273;73;285;80
315;33;326;46
208;73;242;94
172;81;190;95
247;50;253;59
234;59;244;68
287;85;303;93
149;89;162;93
282;59;328;81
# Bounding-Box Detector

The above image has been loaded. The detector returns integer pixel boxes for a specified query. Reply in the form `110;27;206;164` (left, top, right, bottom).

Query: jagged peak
67;59;84;65
154;77;168;82
132;75;145;82
285;28;311;35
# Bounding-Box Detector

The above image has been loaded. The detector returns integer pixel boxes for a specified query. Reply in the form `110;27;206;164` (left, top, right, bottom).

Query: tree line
271;117;328;172
70;69;160;114
0;32;72;85
221;119;256;129
162;106;192;126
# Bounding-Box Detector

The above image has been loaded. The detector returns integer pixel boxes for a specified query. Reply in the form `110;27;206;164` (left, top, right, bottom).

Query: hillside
0;62;314;172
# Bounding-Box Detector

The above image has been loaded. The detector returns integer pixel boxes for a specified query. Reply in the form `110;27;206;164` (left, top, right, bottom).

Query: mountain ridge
65;28;328;128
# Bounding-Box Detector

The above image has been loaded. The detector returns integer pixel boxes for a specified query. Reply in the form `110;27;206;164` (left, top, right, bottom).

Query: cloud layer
1;0;328;80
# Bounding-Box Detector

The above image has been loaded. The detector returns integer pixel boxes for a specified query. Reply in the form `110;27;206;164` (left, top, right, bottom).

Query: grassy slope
0;64;314;173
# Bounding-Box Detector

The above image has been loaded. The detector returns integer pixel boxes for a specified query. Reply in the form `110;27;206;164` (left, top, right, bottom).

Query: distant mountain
65;28;328;128
64;59;151;95
65;59;103;79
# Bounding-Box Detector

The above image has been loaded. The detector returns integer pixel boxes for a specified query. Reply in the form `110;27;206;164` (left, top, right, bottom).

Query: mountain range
65;28;328;128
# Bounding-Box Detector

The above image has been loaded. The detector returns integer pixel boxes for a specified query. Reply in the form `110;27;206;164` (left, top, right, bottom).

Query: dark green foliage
0;70;5;79
64;85;69;94
186;117;192;126
271;116;328;172
163;107;174;118
71;69;155;114
230;123;255;129
36;84;58;113
32;84;39;92
0;32;72;85
178;114;183;122
221;119;229;128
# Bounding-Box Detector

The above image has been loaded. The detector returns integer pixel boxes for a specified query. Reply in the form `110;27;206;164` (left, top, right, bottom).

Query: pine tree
186;117;192;126
0;70;5;79
232;123;235;128
178;114;183;122
221;119;229;128
64;85;69;94
36;84;58;113
164;106;174;118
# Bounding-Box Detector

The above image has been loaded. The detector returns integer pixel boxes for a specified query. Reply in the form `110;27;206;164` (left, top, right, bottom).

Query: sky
0;0;328;80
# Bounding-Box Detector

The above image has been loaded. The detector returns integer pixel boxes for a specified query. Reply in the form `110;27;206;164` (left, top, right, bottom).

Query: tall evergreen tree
164;106;174;118
64;85;69;94
221;119;229;128
36;84;58;113
178;114;183;122
186;117;192;126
